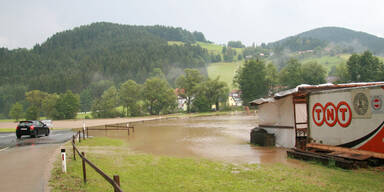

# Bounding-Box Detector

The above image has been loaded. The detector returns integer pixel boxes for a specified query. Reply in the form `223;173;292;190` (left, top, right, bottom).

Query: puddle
89;112;299;165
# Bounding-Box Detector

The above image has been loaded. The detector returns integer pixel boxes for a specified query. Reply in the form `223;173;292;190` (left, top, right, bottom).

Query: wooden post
72;136;76;160
113;175;120;192
78;131;81;143
82;152;87;183
86;127;89;138
82;129;85;140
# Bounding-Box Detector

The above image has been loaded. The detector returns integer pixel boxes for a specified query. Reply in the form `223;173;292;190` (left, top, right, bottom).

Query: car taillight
16;126;19;130
30;125;34;130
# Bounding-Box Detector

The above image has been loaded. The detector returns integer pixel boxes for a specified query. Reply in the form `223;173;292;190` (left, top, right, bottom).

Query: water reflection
90;112;297;164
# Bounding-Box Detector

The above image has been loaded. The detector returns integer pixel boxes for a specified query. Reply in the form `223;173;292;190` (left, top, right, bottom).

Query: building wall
257;95;296;148
258;95;294;126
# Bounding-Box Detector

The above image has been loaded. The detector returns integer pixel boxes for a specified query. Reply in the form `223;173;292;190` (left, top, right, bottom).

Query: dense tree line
234;59;327;105
0;22;212;118
335;51;384;83
234;51;383;105
228;41;245;48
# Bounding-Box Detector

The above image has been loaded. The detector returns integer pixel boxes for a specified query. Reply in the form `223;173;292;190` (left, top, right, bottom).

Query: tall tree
301;61;327;85
335;62;350;83
197;77;229;111
25;90;48;119
9;102;23;121
176;69;204;113
119;80;141;116
279;58;303;89
265;63;279;93
42;93;60;119
55;91;80;119
91;86;119;118
142;77;176;115
347;51;384;82
233;59;268;105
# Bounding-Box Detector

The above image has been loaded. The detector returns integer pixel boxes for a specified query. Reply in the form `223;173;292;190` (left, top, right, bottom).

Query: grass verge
0;128;16;132
50;137;384;192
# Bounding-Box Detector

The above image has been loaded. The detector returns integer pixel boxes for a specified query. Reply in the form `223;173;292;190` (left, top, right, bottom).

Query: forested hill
0;22;210;94
268;27;384;55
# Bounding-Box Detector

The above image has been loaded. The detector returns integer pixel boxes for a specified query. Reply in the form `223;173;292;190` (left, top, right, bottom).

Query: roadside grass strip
50;137;384;192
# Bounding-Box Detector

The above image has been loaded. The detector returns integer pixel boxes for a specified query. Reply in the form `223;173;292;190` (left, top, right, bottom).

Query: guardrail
71;129;124;192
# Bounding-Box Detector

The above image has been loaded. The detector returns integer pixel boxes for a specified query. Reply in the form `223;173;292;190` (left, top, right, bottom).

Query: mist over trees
0;22;212;118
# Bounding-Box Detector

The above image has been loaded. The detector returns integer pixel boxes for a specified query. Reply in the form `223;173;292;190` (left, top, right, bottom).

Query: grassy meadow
207;61;242;89
50;137;384;192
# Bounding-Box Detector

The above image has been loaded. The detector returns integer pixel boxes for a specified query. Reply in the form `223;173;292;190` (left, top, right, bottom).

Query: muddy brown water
89;113;298;165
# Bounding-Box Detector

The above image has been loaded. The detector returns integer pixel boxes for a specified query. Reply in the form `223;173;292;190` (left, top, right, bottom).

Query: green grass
167;41;185;46
50;137;384;192
299;55;347;72
196;42;224;55
0;128;15;132
207;61;242;89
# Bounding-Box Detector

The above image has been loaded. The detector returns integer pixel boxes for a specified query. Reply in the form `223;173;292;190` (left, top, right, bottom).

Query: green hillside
207;61;242;89
269;27;384;55
0;22;211;116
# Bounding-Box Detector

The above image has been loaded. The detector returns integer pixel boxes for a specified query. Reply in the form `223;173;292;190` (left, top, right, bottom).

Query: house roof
174;88;185;96
250;82;384;105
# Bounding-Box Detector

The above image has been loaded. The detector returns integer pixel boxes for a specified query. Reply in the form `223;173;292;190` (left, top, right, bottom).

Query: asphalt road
0;130;73;192
0;130;74;150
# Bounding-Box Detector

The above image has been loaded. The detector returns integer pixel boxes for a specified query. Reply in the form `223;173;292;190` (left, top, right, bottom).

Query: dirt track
0;115;169;130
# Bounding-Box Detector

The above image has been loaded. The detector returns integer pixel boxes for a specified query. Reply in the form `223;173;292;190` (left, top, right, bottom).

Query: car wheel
45;129;50;136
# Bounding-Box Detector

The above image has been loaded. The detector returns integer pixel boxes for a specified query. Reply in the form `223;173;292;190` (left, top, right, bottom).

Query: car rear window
19;121;33;126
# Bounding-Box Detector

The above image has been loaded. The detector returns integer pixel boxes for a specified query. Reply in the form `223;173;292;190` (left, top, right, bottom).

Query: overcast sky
1;0;383;49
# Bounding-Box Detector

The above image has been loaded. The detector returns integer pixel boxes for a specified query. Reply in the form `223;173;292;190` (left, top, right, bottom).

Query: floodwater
89;112;296;164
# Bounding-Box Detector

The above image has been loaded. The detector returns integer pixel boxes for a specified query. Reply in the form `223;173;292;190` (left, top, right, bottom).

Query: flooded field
89;112;297;164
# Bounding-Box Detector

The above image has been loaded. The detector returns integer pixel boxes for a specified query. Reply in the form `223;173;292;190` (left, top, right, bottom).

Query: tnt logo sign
312;101;352;128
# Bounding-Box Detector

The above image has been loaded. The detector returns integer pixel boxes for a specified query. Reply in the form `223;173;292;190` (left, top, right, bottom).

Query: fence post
113;175;120;192
78;131;81;143
61;149;67;173
82;129;85;140
82;152;87;183
86;127;89;138
72;136;76;160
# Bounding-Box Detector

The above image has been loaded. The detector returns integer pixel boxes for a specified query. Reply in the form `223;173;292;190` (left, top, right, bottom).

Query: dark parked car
16;120;50;139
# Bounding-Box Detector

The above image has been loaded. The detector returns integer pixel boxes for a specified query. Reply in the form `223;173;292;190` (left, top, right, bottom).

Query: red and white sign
371;95;382;112
312;101;352;128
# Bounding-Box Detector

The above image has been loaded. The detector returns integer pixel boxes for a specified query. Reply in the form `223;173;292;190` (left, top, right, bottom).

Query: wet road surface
0;130;73;192
0;130;74;150
90;113;298;165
